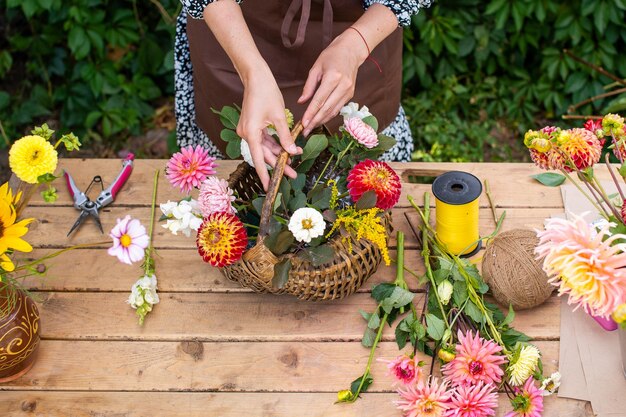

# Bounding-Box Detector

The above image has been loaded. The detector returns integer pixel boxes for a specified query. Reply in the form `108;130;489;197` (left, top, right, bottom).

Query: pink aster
504;378;544;417
396;378;452;417
108;215;149;265
344;117;379;148
445;382;498;417
198;176;237;217
380;354;423;385
535;214;626;318
166;145;217;193
442;331;506;387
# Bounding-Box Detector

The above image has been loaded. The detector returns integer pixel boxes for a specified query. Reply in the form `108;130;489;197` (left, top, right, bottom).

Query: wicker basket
221;122;392;301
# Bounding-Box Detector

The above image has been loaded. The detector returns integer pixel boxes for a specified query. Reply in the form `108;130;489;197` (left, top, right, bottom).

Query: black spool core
432;171;482;205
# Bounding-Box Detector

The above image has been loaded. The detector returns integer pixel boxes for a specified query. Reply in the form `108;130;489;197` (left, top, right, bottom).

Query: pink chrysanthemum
442;331;506;387
380;354;423;385
396;378;452;417
445;382;498;417
108;215;149;265
535;215;626;318
504;378;544;417
347;160;402;210
166;145;217;193
558;128;602;171
344;117;379;148
198;176;236;217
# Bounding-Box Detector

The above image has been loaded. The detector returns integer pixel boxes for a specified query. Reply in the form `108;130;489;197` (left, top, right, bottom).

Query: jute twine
482;229;553;310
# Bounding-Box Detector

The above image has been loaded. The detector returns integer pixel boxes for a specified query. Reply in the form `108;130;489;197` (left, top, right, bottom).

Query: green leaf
252;197;265;216
395;324;409;350
265;229;294;256
376;134;396;151
291;174;306;192
464;301;484;324
301;245;334;267
350;374;373;395
220;129;240;142
362;115;379;131
361;327;377;348
371;283;396;302
272;259;292;289
367;312;381;330
37;173;58;184
0;91;10;111
425;314;446;341
453;280;468;306
359;309;372;322
502;304;515;327
531;172;566;187
288;192;307;212
301;134;328;161
356;190;378;210
212;106;240;130
226;140;241;159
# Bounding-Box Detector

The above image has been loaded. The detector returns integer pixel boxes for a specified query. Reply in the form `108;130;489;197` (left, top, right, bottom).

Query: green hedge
1;0;626;161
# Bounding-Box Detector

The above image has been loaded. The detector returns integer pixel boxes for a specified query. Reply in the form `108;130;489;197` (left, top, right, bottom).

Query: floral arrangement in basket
161;102;401;299
524;113;626;329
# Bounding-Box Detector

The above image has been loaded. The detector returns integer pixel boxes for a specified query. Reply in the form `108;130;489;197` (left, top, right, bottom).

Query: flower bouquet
524;114;626;330
162;103;401;300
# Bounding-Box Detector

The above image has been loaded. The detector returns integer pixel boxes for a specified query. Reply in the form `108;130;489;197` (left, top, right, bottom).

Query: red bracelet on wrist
347;26;382;73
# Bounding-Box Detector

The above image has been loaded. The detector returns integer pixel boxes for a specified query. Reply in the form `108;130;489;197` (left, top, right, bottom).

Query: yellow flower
0;182;21;207
9;135;58;184
0;200;33;272
0;252;15;272
508;344;541;386
285;108;294;129
602;113;625;135
613;304;626;324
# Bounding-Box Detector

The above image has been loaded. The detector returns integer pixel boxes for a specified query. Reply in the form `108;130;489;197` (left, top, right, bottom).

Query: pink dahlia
166;145;217;193
108;215;149;265
558;128;602;171
396;378;452;417
198;176;237;217
445;382;498;417
583;119;604;138
380;354;423;385
347;160;401;210
344;117;379;148
504;378;544;417
535;214;626;318
196;212;248;267
442;331;506;387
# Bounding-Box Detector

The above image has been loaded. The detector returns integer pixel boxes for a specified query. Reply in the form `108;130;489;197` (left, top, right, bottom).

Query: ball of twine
482;229;553;310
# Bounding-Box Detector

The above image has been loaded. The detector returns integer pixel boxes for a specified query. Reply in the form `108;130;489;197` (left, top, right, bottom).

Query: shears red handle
96;153;134;208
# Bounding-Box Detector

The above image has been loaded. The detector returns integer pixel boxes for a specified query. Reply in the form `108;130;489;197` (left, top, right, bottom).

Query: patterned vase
0;283;40;383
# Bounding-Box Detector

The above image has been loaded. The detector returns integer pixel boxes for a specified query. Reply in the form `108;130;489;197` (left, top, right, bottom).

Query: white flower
128;274;159;309
340;102;372;122
508;344;541;386
144;289;159;305
240;139;272;169
288;207;325;243
160;199;203;237
437;280;454;305
540;372;561;396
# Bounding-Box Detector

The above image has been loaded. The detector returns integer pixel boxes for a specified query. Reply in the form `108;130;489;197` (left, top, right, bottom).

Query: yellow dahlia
557;128;602;171
602;113;625;136
0;200;33;272
9;135;58;184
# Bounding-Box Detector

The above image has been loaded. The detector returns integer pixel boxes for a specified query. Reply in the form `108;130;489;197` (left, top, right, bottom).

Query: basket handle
258;120;304;238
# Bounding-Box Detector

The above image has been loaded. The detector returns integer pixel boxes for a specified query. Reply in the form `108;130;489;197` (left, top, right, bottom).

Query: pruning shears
64;153;135;236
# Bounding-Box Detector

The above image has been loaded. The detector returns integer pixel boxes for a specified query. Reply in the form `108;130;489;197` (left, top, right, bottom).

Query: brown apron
187;0;403;154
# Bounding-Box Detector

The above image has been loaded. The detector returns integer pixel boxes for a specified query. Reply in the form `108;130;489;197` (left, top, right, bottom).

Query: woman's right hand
238;67;302;190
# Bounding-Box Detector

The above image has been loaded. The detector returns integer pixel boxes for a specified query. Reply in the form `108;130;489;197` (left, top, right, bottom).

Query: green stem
13;241;110;273
591;175;623;219
394;231;406;288
605;153;626;201
243;223;260;229
0;119;10;147
312;154;335;190
560;169;608;219
144;170;160;276
332;141;354;174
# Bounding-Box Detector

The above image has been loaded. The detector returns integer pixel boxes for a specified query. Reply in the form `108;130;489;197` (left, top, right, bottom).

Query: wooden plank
27;160;579;209
0;392;592;417
20;206;554;249
34;292;560;342
1;341;560;392
19;248;423;292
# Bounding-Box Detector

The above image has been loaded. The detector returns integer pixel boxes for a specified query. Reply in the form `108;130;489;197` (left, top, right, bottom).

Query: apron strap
281;0;333;49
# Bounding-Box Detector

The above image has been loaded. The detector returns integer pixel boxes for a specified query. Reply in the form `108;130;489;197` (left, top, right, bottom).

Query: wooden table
0;160;596;416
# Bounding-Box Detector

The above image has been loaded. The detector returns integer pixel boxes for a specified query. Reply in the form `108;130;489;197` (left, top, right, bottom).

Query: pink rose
344;117;378;149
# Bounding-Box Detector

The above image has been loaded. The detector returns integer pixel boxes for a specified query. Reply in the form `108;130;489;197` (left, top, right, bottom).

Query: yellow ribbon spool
432;171;482;257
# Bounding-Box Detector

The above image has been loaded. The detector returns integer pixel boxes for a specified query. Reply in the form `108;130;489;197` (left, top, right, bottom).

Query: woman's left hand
299;30;368;136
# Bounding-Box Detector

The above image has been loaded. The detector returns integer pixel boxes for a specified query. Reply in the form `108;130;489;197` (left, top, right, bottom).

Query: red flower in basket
347;160;401;210
196;212;247;267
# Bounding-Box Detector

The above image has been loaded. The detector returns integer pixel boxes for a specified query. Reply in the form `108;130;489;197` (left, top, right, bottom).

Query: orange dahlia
196;212;247;267
347;160;401;210
558;128;602;171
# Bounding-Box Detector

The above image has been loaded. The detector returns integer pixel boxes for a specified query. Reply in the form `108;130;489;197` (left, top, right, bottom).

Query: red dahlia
196;212;248;267
347;160;401;210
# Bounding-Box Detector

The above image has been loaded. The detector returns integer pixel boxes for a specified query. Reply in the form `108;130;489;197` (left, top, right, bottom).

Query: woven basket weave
221;122;392;301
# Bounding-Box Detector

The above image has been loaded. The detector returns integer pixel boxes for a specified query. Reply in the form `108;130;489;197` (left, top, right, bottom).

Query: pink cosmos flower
108;215;149;265
396;378;452;417
535;214;626;318
344;117;379;148
166;145;217;193
198;176;237;218
445;382;498;417
380;354;423;385
442;331;506;387
504;378;544;417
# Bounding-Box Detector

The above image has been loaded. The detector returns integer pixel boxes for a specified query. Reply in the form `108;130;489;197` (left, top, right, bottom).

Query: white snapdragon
288;207;326;243
340;102;372;122
128;274;160;325
160;199;203;237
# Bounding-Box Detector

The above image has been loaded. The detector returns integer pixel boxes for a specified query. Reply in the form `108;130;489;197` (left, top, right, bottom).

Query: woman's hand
299;30;369;136
239;67;302;190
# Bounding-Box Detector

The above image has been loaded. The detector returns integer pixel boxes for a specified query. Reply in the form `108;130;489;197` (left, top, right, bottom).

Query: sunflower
0;200;33;272
0;182;21;207
9;135;58;184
